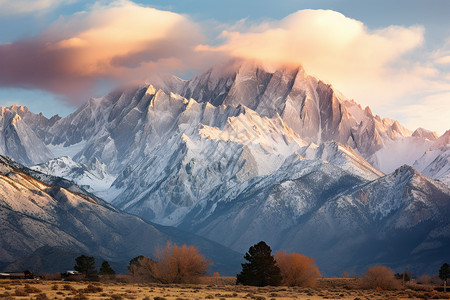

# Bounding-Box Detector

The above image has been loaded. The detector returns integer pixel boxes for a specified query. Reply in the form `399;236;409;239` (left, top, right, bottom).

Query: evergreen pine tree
74;255;98;279
99;260;116;276
236;241;281;286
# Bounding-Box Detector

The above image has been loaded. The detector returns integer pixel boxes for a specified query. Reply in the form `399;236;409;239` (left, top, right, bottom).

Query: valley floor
0;279;448;300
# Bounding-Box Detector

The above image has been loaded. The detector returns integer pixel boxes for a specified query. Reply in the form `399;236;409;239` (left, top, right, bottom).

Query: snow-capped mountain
413;130;450;185
0;155;241;274
169;61;413;161
0;60;449;275
0;105;56;165
179;158;450;275
31;156;115;194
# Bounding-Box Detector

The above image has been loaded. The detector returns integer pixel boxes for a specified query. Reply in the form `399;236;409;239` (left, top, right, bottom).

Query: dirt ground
0;278;449;300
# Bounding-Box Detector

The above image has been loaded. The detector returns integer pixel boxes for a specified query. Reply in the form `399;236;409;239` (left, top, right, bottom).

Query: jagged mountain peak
412;127;439;140
433;129;450;149
0;60;449;276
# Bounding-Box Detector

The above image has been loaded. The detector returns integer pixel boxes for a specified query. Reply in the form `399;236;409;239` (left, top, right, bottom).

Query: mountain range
1;60;449;276
0;155;241;274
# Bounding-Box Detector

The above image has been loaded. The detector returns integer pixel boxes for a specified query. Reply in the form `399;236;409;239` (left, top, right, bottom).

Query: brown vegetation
274;250;321;287
0;278;450;300
360;266;400;290
417;274;432;285
129;243;211;284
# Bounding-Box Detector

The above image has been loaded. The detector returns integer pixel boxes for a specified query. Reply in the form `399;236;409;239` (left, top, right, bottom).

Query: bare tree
361;266;400;290
274;250;321;287
129;243;211;284
128;256;157;282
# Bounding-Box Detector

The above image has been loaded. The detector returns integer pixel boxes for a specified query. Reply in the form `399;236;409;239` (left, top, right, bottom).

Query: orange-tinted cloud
199;10;450;133
0;0;206;103
200;10;426;106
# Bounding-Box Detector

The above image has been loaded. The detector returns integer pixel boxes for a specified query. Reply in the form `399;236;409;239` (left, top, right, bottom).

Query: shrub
360;266;400;290
65;294;88;300
63;285;75;291
24;284;42;293
14;288;29;296
417;274;432;285
274;250;321;287
35;293;49;300
83;284;103;293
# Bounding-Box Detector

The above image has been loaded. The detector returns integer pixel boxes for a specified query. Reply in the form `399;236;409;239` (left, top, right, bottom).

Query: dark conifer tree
236;241;281;286
99;260;116;276
74;255;98;279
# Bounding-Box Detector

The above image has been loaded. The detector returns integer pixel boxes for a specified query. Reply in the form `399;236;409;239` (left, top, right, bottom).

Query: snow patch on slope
32;156;116;195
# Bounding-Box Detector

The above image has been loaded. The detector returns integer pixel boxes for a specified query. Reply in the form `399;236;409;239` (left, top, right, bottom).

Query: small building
0;272;25;279
61;270;81;278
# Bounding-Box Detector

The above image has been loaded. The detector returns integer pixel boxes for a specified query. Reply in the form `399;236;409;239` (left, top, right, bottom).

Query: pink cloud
0;1;206;103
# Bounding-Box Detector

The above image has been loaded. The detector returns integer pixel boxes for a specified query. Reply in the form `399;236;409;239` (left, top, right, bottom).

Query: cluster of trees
236;241;321;287
73;255;115;280
127;241;320;287
73;241;449;291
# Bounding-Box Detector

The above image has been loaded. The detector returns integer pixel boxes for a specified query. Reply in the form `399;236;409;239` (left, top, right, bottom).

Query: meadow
0;278;449;300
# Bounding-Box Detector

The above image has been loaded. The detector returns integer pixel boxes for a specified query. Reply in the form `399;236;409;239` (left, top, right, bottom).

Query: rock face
0;155;241;274
0;60;449;275
178;158;450;275
0;106;56;165
413;130;450;185
173;62;412;159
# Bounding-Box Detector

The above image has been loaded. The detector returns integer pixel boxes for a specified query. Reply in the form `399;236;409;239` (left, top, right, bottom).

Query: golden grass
0;278;448;300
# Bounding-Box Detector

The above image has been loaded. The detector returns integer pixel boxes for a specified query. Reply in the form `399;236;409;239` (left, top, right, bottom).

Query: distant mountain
0;60;449;276
413;130;450;185
0;105;56;165
0;155;242;275
179;159;450;275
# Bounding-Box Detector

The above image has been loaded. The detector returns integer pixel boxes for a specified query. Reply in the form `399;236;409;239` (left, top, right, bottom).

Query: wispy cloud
0;0;207;103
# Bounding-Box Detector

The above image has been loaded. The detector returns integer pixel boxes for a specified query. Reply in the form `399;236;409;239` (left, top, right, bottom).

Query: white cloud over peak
200;10;426;105
199;9;450;133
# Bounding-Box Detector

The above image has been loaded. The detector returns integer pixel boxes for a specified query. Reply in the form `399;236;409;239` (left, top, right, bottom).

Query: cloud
200;10;428;107
0;0;75;16
198;9;450;133
399;92;450;135
0;0;206;103
0;4;448;134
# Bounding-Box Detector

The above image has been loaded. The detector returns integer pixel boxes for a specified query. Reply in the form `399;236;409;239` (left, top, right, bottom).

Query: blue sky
0;0;449;133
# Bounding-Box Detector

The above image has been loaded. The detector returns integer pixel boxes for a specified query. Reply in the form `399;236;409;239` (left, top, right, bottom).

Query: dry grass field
0;278;449;300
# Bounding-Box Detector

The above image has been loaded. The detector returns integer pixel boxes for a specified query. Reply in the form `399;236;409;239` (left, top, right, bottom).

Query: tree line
71;241;450;290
